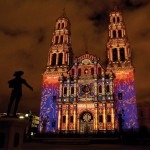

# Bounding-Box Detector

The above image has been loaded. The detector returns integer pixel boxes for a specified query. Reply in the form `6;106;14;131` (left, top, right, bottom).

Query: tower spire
113;5;118;11
62;8;67;17
113;0;118;11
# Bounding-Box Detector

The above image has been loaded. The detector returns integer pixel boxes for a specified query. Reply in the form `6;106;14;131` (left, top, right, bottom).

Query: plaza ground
22;137;150;150
23;142;149;150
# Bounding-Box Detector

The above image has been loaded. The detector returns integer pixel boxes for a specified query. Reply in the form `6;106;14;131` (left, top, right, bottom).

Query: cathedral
39;8;138;134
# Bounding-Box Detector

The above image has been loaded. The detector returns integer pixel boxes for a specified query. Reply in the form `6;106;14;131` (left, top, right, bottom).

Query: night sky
0;0;149;115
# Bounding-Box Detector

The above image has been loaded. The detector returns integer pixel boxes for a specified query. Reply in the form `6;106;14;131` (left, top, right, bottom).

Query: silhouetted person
7;71;33;116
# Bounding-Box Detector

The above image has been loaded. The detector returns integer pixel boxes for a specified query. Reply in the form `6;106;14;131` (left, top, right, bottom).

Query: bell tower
107;8;131;65
39;11;73;133
107;8;138;129
47;10;73;71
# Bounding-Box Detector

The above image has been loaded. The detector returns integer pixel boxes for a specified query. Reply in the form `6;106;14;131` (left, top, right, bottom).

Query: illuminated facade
106;10;138;129
39;9;138;133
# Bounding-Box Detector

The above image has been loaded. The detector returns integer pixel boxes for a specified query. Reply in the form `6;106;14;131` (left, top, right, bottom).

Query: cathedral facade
39;9;138;133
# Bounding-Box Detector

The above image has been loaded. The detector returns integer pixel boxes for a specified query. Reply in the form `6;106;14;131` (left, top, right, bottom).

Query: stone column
74;78;77;102
65;104;69;132
111;103;115;130
58;104;62;130
110;48;112;61
77;116;79;133
73;104;77;131
56;53;58;65
67;76;70;102
95;103;98;131
62;52;65;65
117;48;120;61
103;103;106;130
124;47;128;60
102;73;105;100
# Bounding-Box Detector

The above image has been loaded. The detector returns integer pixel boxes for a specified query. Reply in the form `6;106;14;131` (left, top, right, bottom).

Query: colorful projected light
114;70;138;129
106;10;138;130
39;8;139;134
39;75;59;133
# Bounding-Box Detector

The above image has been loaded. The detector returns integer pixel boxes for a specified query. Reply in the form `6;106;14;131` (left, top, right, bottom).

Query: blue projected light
39;78;59;133
114;72;138;129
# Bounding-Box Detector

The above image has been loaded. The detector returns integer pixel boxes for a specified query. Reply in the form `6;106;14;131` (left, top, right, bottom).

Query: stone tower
39;11;73;133
106;8;138;129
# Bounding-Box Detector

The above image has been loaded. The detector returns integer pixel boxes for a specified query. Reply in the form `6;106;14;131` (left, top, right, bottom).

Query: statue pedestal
0;118;28;150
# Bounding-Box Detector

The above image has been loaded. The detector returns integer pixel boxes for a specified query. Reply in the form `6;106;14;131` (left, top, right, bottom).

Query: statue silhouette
7;71;33;116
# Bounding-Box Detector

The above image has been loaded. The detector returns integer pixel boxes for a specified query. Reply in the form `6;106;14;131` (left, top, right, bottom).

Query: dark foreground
23;142;149;150
22;136;150;150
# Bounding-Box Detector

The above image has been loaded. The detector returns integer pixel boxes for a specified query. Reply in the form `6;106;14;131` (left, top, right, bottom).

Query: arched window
58;53;63;66
60;36;63;44
99;85;102;93
51;53;56;66
99;115;103;122
98;67;101;75
113;17;115;23
53;95;56;102
57;23;60;29
71;87;74;95
106;85;110;92
117;17;120;23
113;30;116;38
62;23;64;29
78;68;81;76
118;30;122;38
107;115;111;122
112;48;118;62
120;48;125;61
63;116;66;123
64;87;67;95
91;68;94;75
55;36;59;44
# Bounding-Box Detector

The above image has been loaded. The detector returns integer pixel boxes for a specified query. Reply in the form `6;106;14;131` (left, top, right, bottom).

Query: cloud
0;0;149;114
0;27;29;37
125;0;149;8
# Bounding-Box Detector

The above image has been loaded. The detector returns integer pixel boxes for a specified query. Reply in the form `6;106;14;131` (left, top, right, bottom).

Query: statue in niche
7;71;33;117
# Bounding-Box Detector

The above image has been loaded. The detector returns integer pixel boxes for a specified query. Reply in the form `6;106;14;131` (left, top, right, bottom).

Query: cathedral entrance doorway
79;111;94;134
